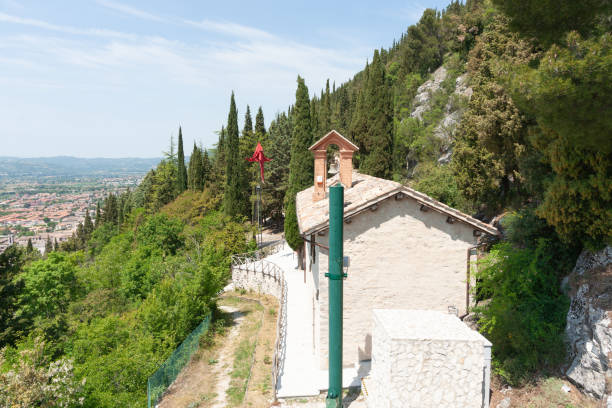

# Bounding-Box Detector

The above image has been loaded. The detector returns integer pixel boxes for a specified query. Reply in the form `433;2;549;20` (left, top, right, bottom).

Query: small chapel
295;130;499;368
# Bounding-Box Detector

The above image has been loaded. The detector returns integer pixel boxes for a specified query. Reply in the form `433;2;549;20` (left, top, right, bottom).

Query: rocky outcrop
407;67;472;167
410;66;448;121
565;246;612;399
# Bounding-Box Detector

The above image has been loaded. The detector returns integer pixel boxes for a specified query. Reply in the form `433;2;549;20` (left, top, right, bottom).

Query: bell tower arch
309;130;359;202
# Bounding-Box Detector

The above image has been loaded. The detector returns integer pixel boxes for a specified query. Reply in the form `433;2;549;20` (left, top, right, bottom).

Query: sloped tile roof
295;171;499;237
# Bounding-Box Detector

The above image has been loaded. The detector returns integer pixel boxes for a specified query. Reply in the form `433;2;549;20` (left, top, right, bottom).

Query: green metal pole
326;184;345;408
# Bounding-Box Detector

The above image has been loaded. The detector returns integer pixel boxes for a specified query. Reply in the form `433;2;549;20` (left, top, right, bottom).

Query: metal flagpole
325;183;345;408
256;184;262;247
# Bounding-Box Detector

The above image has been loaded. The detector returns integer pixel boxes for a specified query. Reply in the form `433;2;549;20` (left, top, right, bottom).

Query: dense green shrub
474;239;576;385
135;214;184;256
411;163;473;213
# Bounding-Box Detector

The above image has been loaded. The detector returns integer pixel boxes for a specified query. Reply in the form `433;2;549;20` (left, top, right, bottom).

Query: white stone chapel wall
316;195;478;368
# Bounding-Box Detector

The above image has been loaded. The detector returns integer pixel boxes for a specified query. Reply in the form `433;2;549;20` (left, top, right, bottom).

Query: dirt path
157;306;246;408
157;295;274;408
209;306;245;408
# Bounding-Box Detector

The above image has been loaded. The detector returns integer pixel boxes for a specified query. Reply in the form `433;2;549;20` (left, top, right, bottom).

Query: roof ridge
295;172;499;237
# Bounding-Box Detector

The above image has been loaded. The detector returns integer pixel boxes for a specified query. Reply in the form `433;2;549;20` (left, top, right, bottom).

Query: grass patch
227;339;256;405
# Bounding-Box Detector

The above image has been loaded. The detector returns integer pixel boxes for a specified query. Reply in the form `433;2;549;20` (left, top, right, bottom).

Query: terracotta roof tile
295;171;499;236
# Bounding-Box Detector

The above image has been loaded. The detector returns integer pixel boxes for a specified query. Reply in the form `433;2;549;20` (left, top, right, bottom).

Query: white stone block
367;309;492;408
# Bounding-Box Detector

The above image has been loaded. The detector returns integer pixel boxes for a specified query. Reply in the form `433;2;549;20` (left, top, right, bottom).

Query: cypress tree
215;126;227;181
76;223;85;246
45;236;53;254
26;238;33;253
103;193;118;225
224;92;249;218
359;50;393;178
241;105;257;164
117;198;124;226
241;105;259;198
255;107;266;144
310;97;319;144
201;149;211;187
285;76;313;251
54;238;59;251
243;105;253;136
333;86;350;135
188;142;203;191
123;189;132;218
267;112;292;225
83;211;94;235
320;79;332;134
177;126;188;193
94;201;101;227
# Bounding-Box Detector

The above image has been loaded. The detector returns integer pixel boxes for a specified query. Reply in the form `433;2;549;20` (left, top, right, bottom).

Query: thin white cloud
96;0;164;22
0;15;363;89
0;0;24;11
0;12;371;156
185;19;274;40
0;12;135;39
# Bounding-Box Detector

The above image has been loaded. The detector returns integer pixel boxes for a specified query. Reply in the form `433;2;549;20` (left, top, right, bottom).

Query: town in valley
0;175;143;254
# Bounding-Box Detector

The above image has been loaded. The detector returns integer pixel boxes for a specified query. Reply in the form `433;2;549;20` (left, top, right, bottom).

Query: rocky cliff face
564;245;612;401
408;65;472;167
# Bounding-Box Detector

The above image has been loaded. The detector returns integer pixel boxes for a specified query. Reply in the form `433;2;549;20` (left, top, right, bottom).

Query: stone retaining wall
231;263;282;299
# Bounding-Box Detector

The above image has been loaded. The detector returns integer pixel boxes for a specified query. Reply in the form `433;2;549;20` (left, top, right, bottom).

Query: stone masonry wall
367;310;491;408
231;264;282;299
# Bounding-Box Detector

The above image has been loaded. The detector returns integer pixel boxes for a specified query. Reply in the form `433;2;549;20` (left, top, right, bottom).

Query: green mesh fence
147;314;211;408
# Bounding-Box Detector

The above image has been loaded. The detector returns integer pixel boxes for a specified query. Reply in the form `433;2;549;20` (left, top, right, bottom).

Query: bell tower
309;130;359;202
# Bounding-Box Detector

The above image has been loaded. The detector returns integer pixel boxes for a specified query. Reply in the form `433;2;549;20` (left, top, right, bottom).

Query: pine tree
177;126;188;193
285;76;313;251
224;92;249;218
163;135;177;162
492;0;611;45
26;238;33;253
45;236;52;254
188;142;203;191
151;160;178;210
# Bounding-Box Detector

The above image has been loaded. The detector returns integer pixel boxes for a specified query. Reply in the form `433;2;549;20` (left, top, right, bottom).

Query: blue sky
0;0;449;158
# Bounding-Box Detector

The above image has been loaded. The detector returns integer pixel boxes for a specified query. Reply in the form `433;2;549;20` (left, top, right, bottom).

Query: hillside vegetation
0;0;610;405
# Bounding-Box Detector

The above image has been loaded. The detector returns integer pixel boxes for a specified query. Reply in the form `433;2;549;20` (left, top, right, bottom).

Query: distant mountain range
0;156;160;178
